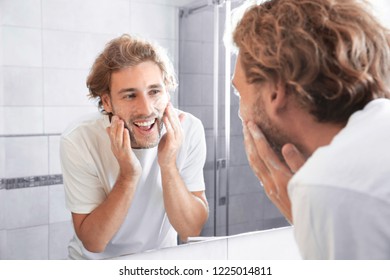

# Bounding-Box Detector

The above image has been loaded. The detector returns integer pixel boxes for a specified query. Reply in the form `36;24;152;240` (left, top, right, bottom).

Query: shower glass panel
178;0;289;237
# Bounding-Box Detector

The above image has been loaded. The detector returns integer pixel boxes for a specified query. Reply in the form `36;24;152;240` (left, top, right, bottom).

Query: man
60;35;209;259
232;0;390;259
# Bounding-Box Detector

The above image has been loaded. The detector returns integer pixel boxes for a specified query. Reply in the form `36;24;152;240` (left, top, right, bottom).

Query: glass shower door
178;0;289;238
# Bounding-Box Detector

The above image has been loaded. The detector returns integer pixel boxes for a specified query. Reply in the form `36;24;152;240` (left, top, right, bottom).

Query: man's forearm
160;165;209;241
73;175;138;253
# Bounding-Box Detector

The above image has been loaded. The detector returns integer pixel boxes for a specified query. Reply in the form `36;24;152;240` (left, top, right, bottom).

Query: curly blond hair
233;0;390;123
87;34;177;113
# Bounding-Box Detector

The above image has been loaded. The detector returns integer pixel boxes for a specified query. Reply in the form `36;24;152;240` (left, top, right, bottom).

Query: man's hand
158;103;185;168
107;116;142;181
243;121;306;224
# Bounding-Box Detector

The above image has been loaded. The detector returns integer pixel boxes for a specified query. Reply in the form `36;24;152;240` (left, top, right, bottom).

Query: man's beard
125;117;164;149
252;99;290;163
110;108;164;149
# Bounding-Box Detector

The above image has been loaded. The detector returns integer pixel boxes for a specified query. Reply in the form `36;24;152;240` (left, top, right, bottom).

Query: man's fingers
116;119;124;148
243;124;274;186
282;143;306;173
123;127;130;150
163;114;173;134
178;112;186;123
165;103;181;135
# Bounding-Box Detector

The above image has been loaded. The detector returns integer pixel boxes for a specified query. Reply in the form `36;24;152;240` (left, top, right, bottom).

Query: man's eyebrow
148;84;164;89
117;88;136;94
117;84;164;94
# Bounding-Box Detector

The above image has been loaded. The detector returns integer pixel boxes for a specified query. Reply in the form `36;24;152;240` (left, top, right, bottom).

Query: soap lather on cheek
248;122;265;140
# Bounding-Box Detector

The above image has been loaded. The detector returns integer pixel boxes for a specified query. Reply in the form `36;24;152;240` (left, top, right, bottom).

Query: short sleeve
179;116;207;192
60;136;107;214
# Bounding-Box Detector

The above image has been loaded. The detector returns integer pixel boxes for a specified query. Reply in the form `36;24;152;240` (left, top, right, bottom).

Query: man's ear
267;83;288;115
101;93;112;113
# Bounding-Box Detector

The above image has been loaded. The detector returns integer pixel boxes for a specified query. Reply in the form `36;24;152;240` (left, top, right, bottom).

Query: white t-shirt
288;98;390;259
60;111;206;259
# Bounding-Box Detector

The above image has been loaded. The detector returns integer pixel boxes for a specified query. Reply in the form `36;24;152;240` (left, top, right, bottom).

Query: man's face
232;54;290;160
102;61;169;149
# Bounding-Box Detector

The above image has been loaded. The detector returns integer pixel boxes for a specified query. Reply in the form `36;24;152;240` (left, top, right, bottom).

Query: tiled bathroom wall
0;0;185;260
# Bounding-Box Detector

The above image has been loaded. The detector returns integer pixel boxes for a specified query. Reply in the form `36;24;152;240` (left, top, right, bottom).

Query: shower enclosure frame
179;0;233;236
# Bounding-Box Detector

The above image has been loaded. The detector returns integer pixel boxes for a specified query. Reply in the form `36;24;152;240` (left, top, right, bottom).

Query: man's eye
124;94;135;99
150;90;160;95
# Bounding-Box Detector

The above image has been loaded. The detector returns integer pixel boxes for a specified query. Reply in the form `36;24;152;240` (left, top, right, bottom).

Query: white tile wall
228;220;263;236
180;41;203;74
6;225;49;259
202;10;215;43
179;10;204;42
228;165;261;195
42;30;114;69
180;7;214;43
48;136;61;175
5;186;49;229
0;107;3;135
3;107;44;135
203;168;214;196
2;27;42;67
44;106;97;134
0;230;6;259
3;67;43;106
0;137;4;177
49;185;70;224
201;42;214;74
263;217;289;230
42;0;129;34
180;74;203;106
203;75;214;105
230;135;248;166
0;67;4;106
130;2;178;40
262;195;284;220
49;221;74;260
43;68;91;106
230;105;242;135
0;190;5;229
0;2;3;26
156;38;179;74
368;0;390;28
228;193;263;225
4;136;48;178
134;0;195;6
0;0;42;28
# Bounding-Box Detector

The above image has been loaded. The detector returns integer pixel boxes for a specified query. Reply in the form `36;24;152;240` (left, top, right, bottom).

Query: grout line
0;133;61;137
1;174;63;190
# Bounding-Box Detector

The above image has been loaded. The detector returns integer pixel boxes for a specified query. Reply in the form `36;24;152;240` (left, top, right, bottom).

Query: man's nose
136;94;154;116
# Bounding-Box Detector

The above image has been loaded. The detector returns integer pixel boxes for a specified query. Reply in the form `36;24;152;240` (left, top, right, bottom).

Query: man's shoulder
61;112;107;141
176;109;204;133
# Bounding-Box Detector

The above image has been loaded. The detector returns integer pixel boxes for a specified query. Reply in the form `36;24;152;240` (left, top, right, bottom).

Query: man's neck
286;109;346;158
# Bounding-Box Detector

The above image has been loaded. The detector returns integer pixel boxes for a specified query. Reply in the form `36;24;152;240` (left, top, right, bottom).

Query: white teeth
134;119;155;127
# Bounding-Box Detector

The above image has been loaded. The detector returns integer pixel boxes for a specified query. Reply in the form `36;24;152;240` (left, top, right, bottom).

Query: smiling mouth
133;118;156;131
